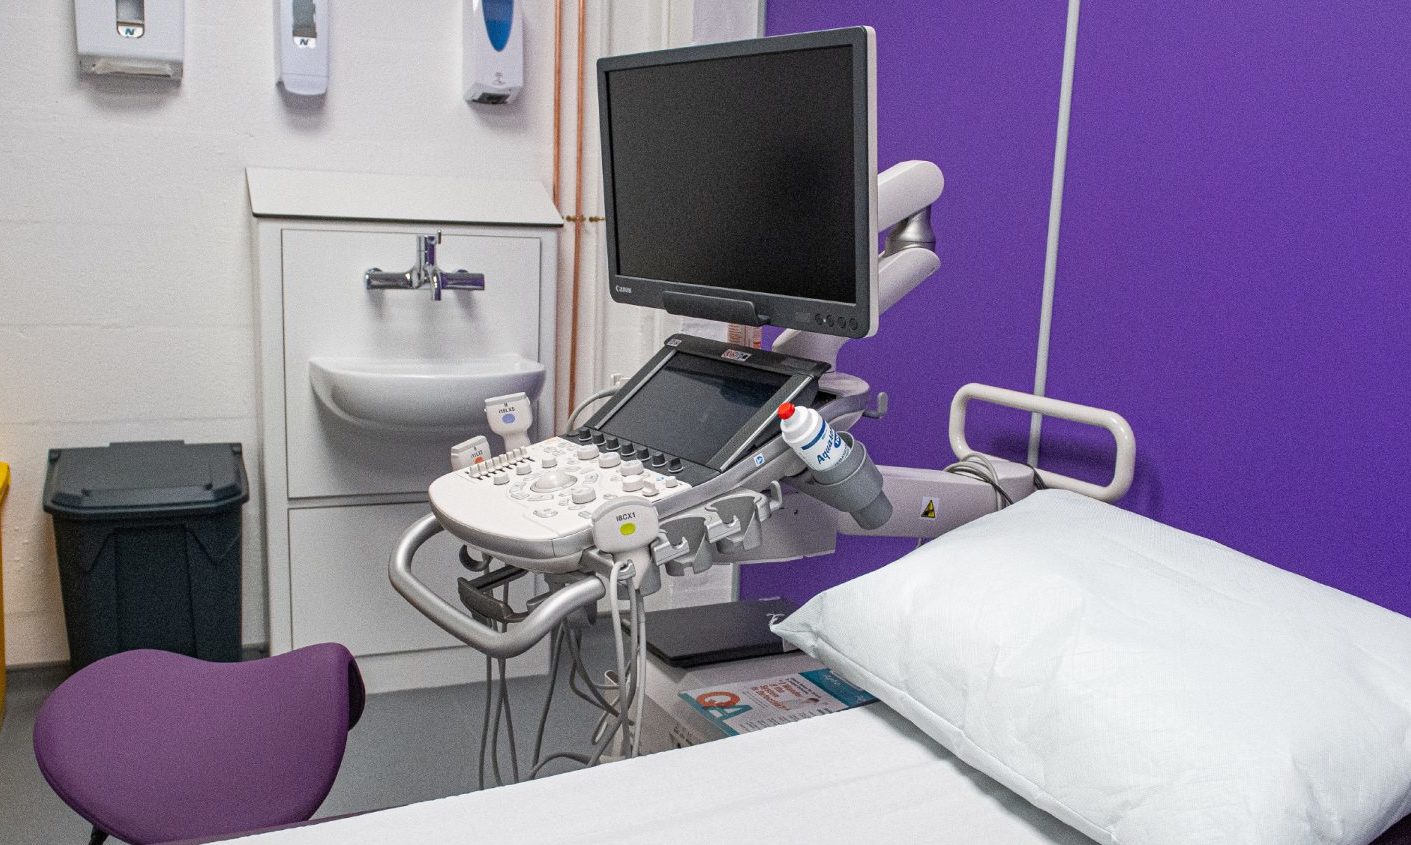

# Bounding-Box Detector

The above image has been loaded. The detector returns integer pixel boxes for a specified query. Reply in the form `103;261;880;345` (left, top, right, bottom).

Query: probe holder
785;433;892;529
659;517;713;576
707;494;770;554
650;488;777;579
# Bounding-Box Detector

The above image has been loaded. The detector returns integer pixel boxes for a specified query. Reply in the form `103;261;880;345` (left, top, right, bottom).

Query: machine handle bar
948;383;1136;503
388;513;606;659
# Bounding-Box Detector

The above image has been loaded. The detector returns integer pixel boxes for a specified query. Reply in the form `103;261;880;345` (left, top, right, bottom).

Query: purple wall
1043;2;1411;613
745;2;1411;615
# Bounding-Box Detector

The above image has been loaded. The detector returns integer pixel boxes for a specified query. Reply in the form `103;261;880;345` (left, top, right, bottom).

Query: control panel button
598;452;622;468
515;463;533;475
541;455;558;469
663;477;679;488
531;470;578;492
667;458;683;472
533;508;559;518
648;451;667;468
642;482;659;497
622;475;644;492
603;436;620;450
591;432;607;445
575;444;599;460
493;474;510;486
570;486;596;505
621;459;644;476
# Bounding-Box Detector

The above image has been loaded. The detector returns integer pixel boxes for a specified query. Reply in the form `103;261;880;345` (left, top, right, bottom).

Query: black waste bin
42;440;249;670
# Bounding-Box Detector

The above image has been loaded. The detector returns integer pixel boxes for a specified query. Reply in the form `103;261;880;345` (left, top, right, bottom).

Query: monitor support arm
772;160;945;369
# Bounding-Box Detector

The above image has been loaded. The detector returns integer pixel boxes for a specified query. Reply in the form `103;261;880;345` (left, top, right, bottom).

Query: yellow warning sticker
920;498;937;520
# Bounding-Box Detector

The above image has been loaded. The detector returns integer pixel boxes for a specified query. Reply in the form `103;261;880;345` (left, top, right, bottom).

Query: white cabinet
288;502;466;655
250;170;560;691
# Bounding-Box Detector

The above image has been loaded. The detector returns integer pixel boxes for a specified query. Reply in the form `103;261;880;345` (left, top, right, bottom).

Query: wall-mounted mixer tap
364;233;486;300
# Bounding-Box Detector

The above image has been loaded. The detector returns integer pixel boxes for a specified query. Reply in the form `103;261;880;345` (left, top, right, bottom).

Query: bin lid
43;441;248;520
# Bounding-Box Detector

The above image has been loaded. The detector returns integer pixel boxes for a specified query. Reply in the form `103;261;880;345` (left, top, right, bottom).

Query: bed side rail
948;383;1135;503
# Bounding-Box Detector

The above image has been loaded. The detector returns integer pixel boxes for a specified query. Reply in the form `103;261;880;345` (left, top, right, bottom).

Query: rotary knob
570;486;597;505
622;475;645;492
515;463;533;475
531;470;578;492
621;459;644;476
598;452;622;468
575;444;599;460
541;455;558;469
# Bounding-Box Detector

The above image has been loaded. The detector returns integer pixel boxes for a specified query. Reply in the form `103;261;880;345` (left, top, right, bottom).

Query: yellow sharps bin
0;462;9;726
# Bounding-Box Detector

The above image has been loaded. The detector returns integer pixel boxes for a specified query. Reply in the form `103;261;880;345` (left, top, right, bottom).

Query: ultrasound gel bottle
778;403;851;471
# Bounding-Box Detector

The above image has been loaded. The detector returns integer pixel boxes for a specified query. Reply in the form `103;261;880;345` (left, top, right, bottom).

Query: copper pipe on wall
565;0;589;413
551;0;562;208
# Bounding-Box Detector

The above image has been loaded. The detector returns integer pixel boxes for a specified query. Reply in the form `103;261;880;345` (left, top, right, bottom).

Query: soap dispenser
464;0;523;105
277;0;329;96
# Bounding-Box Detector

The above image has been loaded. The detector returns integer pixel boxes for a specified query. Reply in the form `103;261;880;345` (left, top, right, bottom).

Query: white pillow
773;489;1411;845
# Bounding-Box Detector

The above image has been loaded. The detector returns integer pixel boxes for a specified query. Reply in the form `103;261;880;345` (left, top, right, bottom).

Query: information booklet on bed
681;669;877;736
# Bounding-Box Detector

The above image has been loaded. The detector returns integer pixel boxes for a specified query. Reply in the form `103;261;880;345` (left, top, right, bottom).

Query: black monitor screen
598;353;789;467
603;45;858;304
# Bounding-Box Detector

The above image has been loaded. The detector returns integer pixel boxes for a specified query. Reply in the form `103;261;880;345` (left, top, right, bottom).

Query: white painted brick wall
0;1;556;667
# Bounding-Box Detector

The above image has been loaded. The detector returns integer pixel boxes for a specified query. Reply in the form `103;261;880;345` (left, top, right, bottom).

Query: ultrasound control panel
427;334;829;566
431;437;692;551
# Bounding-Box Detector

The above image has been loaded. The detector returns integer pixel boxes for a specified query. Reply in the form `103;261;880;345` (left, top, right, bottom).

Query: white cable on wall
1027;0;1083;467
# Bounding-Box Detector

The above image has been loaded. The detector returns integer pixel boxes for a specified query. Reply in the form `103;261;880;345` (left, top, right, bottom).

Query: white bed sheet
230;704;1089;844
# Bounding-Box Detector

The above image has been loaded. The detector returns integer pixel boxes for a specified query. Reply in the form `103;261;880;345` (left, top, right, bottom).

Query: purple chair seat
34;644;363;845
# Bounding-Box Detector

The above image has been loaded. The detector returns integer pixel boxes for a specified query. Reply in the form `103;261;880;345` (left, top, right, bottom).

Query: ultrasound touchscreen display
598;353;788;467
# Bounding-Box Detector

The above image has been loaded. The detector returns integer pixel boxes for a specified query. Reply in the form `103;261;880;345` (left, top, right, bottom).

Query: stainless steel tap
364;233;486;300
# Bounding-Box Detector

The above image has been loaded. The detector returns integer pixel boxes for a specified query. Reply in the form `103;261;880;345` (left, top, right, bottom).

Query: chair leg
87;826;108;845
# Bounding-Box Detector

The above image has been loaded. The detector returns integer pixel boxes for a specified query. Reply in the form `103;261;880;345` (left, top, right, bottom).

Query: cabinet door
289;502;473;656
281;228;544;499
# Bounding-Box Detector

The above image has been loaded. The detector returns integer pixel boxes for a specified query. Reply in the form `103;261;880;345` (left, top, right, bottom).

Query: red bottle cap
777;403;796;420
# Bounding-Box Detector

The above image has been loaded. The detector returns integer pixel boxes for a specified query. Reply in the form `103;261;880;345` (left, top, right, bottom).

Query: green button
619;522;636;536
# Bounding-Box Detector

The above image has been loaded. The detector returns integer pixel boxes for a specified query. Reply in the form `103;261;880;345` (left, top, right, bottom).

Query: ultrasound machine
389;28;1135;782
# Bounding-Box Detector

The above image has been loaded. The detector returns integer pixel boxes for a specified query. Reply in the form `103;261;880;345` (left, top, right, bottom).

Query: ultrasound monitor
597;27;878;339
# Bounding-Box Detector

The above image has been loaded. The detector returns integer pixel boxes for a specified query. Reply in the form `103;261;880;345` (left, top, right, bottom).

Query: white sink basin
309;356;546;432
